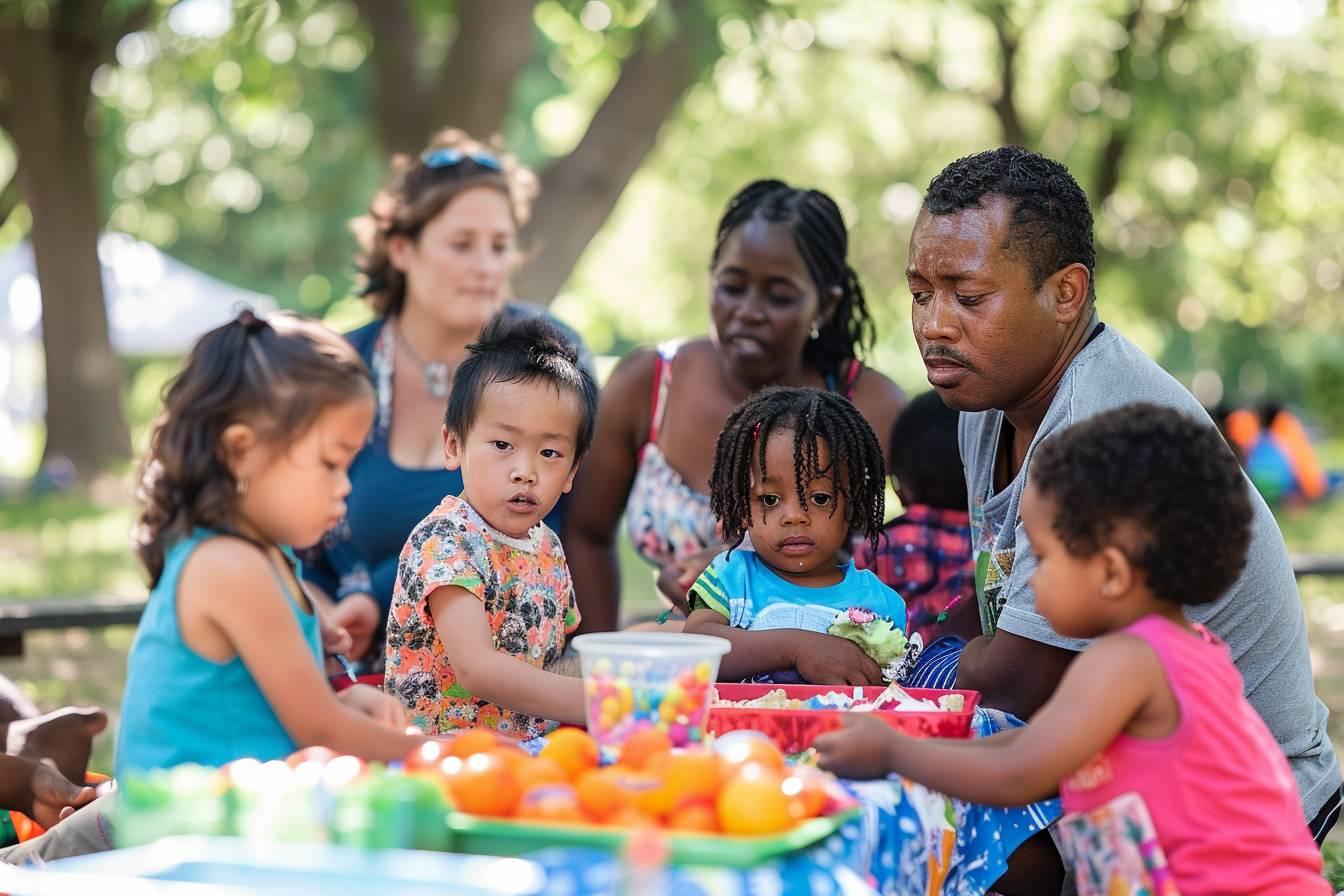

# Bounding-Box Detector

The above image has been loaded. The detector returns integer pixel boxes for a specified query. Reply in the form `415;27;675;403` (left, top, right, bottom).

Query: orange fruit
718;734;785;774
575;767;627;822
716;765;793;835
487;743;531;772
539;727;600;780
448;752;521;817
515;756;570;792
649;750;721;812
667;800;719;833
446;729;503;760
608;770;664;818
402;740;448;771
781;769;828;820
517;783;586;824
618;727;673;771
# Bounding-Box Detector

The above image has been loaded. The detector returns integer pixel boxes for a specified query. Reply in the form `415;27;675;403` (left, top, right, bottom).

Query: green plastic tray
443;808;858;867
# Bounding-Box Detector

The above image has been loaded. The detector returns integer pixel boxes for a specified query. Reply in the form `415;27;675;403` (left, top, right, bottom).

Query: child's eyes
492;440;511;451
540;448;562;459
810;492;833;508
759;494;781;508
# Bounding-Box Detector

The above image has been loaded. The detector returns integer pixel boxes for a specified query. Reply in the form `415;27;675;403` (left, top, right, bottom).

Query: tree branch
352;0;427;156
988;15;1026;147
433;0;535;140
513;2;717;302
1092;0;1193;205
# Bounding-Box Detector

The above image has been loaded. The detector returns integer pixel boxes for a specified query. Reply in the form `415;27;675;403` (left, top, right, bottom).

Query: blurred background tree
0;0;1341;479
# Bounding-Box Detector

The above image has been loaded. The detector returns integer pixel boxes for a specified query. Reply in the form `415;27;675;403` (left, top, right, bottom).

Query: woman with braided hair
682;387;906;685
565;180;905;633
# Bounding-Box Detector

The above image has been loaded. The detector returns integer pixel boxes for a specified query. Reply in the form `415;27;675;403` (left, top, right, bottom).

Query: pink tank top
1060;615;1326;895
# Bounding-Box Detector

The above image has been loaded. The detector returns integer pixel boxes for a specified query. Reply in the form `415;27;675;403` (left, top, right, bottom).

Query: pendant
424;362;451;400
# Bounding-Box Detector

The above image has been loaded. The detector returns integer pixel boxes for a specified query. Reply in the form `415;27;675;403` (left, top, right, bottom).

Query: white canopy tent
0;232;275;426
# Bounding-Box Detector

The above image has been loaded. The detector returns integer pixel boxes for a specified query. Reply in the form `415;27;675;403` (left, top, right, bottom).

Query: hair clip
420;148;501;172
236;308;268;335
752;421;763;443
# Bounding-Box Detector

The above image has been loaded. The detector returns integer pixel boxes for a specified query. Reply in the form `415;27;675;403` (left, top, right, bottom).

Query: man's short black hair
444;313;599;459
1030;403;1253;606
889;391;966;512
924;146;1097;301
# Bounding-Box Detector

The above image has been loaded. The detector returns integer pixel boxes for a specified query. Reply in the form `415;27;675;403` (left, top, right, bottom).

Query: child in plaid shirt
855;391;978;644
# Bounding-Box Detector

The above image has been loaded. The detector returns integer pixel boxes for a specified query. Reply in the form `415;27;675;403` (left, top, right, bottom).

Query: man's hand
330;594;382;661
792;632;885;686
27;759;97;829
814;715;900;781
337;684;408;730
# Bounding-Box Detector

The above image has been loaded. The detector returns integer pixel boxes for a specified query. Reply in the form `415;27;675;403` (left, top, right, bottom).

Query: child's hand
330;593;381;660
814;715;900;781
26;760;98;829
793;632;886;686
337;684;408;730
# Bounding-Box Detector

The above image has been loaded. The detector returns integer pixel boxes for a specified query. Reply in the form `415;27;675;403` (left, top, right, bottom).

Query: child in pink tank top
814;403;1328;895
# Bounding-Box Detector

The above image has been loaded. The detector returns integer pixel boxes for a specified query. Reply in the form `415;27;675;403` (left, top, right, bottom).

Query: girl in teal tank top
118;310;424;779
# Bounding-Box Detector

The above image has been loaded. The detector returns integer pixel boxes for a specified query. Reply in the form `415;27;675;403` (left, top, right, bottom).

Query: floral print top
384;495;580;740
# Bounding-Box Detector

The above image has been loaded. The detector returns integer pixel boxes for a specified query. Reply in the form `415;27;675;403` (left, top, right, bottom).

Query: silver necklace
396;326;453;400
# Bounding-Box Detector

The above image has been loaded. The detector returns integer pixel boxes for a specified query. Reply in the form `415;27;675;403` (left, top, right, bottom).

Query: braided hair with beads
712;180;876;382
709;386;887;556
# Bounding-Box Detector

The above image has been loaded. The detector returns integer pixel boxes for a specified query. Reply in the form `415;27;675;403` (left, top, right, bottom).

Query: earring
236;478;248;496
809;324;821;340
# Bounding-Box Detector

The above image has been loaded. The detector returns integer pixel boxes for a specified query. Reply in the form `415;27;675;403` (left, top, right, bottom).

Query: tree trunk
513;14;712;303
0;30;129;476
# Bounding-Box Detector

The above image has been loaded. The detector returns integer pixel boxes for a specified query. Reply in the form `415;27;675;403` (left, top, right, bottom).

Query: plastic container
570;632;731;754
444;808;858;867
708;683;980;753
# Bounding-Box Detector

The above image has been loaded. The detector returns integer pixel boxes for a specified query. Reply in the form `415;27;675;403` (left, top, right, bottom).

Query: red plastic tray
708;683;980;753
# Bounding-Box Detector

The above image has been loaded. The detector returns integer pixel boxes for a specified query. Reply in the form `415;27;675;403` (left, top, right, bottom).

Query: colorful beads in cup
571;632;732;756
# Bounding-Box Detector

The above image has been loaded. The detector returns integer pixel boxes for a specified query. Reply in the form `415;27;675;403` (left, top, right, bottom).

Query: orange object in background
617;728;672;771
716;764;793;835
447;753;521;818
1270;410;1327;501
538;727;600;780
446;729;505;760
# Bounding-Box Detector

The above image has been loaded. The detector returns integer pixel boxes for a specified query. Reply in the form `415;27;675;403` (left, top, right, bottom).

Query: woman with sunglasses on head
564;180;906;636
299;128;591;667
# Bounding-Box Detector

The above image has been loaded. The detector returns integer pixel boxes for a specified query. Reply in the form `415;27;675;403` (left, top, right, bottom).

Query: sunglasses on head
420;148;502;171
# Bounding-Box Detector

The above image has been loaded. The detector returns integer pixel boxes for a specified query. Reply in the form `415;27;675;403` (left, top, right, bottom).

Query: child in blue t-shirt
684;387;906;685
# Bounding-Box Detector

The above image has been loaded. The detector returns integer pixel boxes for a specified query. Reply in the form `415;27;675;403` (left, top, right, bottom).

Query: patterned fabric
626;342;718;569
384;496;579;740
854;506;974;643
1056;791;1181;896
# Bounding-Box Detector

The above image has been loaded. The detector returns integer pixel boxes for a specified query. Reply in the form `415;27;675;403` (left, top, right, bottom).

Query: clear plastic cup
570;632;731;754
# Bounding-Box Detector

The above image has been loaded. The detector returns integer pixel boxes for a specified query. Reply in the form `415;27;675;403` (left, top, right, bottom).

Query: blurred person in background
299;129;590;668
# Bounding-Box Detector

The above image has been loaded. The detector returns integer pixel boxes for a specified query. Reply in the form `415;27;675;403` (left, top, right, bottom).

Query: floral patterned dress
384;495;579;739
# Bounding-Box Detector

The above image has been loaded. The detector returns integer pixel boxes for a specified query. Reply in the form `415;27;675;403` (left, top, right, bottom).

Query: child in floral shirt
384;316;598;739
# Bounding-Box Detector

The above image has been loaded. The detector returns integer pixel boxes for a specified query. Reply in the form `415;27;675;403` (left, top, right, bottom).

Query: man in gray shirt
907;146;1340;889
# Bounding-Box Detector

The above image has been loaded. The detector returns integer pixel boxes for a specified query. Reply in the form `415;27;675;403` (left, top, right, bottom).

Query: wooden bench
0;553;1342;658
0;595;146;657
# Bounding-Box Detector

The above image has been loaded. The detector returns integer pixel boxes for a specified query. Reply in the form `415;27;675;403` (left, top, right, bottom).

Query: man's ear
220;423;259;478
1051;262;1092;325
442;426;463;472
